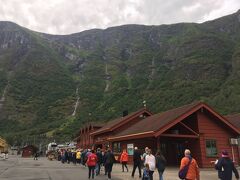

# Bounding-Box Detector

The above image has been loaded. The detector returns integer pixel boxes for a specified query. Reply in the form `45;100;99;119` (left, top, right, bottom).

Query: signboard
230;138;238;145
127;144;134;155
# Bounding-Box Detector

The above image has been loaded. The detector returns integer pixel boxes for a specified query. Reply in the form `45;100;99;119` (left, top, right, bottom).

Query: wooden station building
76;101;240;167
75;122;103;149
90;108;153;153
108;102;240;167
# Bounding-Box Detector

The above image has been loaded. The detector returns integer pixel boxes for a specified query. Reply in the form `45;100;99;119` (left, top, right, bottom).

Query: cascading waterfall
72;87;80;116
104;63;110;92
147;57;156;89
0;85;8;109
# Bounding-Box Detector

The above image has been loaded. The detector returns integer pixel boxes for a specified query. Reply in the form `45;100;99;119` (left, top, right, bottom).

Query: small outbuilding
22;145;38;158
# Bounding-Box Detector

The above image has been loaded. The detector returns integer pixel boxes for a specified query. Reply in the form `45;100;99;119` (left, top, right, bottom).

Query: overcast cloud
0;0;239;35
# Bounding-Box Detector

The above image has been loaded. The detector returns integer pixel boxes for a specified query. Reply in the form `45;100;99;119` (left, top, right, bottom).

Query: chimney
123;110;128;117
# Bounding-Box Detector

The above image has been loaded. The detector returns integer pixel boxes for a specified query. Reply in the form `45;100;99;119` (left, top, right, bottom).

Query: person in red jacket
120;149;129;172
87;150;98;179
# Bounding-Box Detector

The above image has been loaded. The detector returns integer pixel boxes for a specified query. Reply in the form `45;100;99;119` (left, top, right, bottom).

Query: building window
113;142;121;153
206;139;217;157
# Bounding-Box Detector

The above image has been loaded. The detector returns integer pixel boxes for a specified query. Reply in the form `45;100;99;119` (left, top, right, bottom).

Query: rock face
0;10;240;143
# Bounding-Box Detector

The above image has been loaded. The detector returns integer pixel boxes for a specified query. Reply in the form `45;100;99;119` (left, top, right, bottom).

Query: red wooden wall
197;110;239;167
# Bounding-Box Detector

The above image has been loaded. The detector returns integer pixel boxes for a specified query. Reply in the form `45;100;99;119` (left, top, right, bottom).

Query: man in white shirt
144;149;156;180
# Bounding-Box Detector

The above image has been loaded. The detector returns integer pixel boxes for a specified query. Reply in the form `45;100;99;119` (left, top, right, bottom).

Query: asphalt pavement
0;155;220;180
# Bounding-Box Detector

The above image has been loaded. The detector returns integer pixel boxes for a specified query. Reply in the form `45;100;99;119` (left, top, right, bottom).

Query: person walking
142;163;151;180
215;150;239;180
144;149;155;180
76;150;81;164
105;149;115;180
142;147;149;164
96;148;103;176
155;151;166;180
86;150;98;179
102;149;107;175
72;149;76;165
33;152;38;160
179;149;200;180
64;149;68;163
132;147;142;178
81;149;87;166
67;149;72;164
120;149;129;172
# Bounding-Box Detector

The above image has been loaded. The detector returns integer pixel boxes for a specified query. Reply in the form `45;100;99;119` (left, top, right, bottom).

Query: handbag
178;157;192;179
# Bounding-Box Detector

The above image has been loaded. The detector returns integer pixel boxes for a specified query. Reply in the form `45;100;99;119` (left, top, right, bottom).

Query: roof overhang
108;131;155;141
91;108;153;136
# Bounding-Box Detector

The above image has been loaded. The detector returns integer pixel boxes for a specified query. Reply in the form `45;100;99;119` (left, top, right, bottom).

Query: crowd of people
55;146;239;180
57;148;115;179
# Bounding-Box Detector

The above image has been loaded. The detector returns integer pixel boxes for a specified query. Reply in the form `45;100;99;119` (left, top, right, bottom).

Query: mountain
0;10;240;145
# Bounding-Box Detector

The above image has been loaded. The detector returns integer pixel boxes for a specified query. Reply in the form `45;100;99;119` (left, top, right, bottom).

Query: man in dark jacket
131;147;142;178
96;148;103;176
215;150;239;180
105;149;115;179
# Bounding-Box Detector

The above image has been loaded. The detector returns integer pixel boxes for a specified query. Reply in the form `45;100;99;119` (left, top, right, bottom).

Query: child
142;163;150;180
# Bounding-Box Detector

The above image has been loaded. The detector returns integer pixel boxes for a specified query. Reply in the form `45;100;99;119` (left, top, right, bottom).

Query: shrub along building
75;122;103;149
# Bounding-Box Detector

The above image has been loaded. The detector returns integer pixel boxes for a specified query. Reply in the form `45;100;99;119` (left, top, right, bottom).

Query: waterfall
72;88;80;116
104;64;110;92
0;85;8;109
147;57;155;89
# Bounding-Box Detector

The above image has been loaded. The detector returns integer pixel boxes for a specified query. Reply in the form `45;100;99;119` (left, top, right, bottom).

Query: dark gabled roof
109;101;240;140
91;108;152;136
225;113;240;129
109;102;200;139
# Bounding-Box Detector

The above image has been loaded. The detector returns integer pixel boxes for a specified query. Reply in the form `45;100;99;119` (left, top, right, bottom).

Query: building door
162;140;185;166
174;142;185;165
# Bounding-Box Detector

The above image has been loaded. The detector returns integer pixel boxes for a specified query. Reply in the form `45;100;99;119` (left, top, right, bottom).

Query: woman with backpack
86;150;98;179
179;149;200;180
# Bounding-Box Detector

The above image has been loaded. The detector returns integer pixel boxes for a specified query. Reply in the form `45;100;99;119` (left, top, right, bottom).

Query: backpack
178;158;192;179
142;168;150;180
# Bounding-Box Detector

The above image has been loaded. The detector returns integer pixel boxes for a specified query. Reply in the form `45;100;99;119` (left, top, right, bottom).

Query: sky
0;0;240;35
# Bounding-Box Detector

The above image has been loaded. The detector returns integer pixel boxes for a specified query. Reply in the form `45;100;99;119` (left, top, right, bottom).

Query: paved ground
0;155;221;180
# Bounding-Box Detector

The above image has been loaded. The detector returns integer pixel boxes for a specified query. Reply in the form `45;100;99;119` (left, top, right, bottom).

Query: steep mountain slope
0;22;76;144
0;10;240;144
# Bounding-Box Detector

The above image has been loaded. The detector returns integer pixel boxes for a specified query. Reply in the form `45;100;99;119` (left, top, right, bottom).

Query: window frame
112;142;121;153
205;139;218;158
